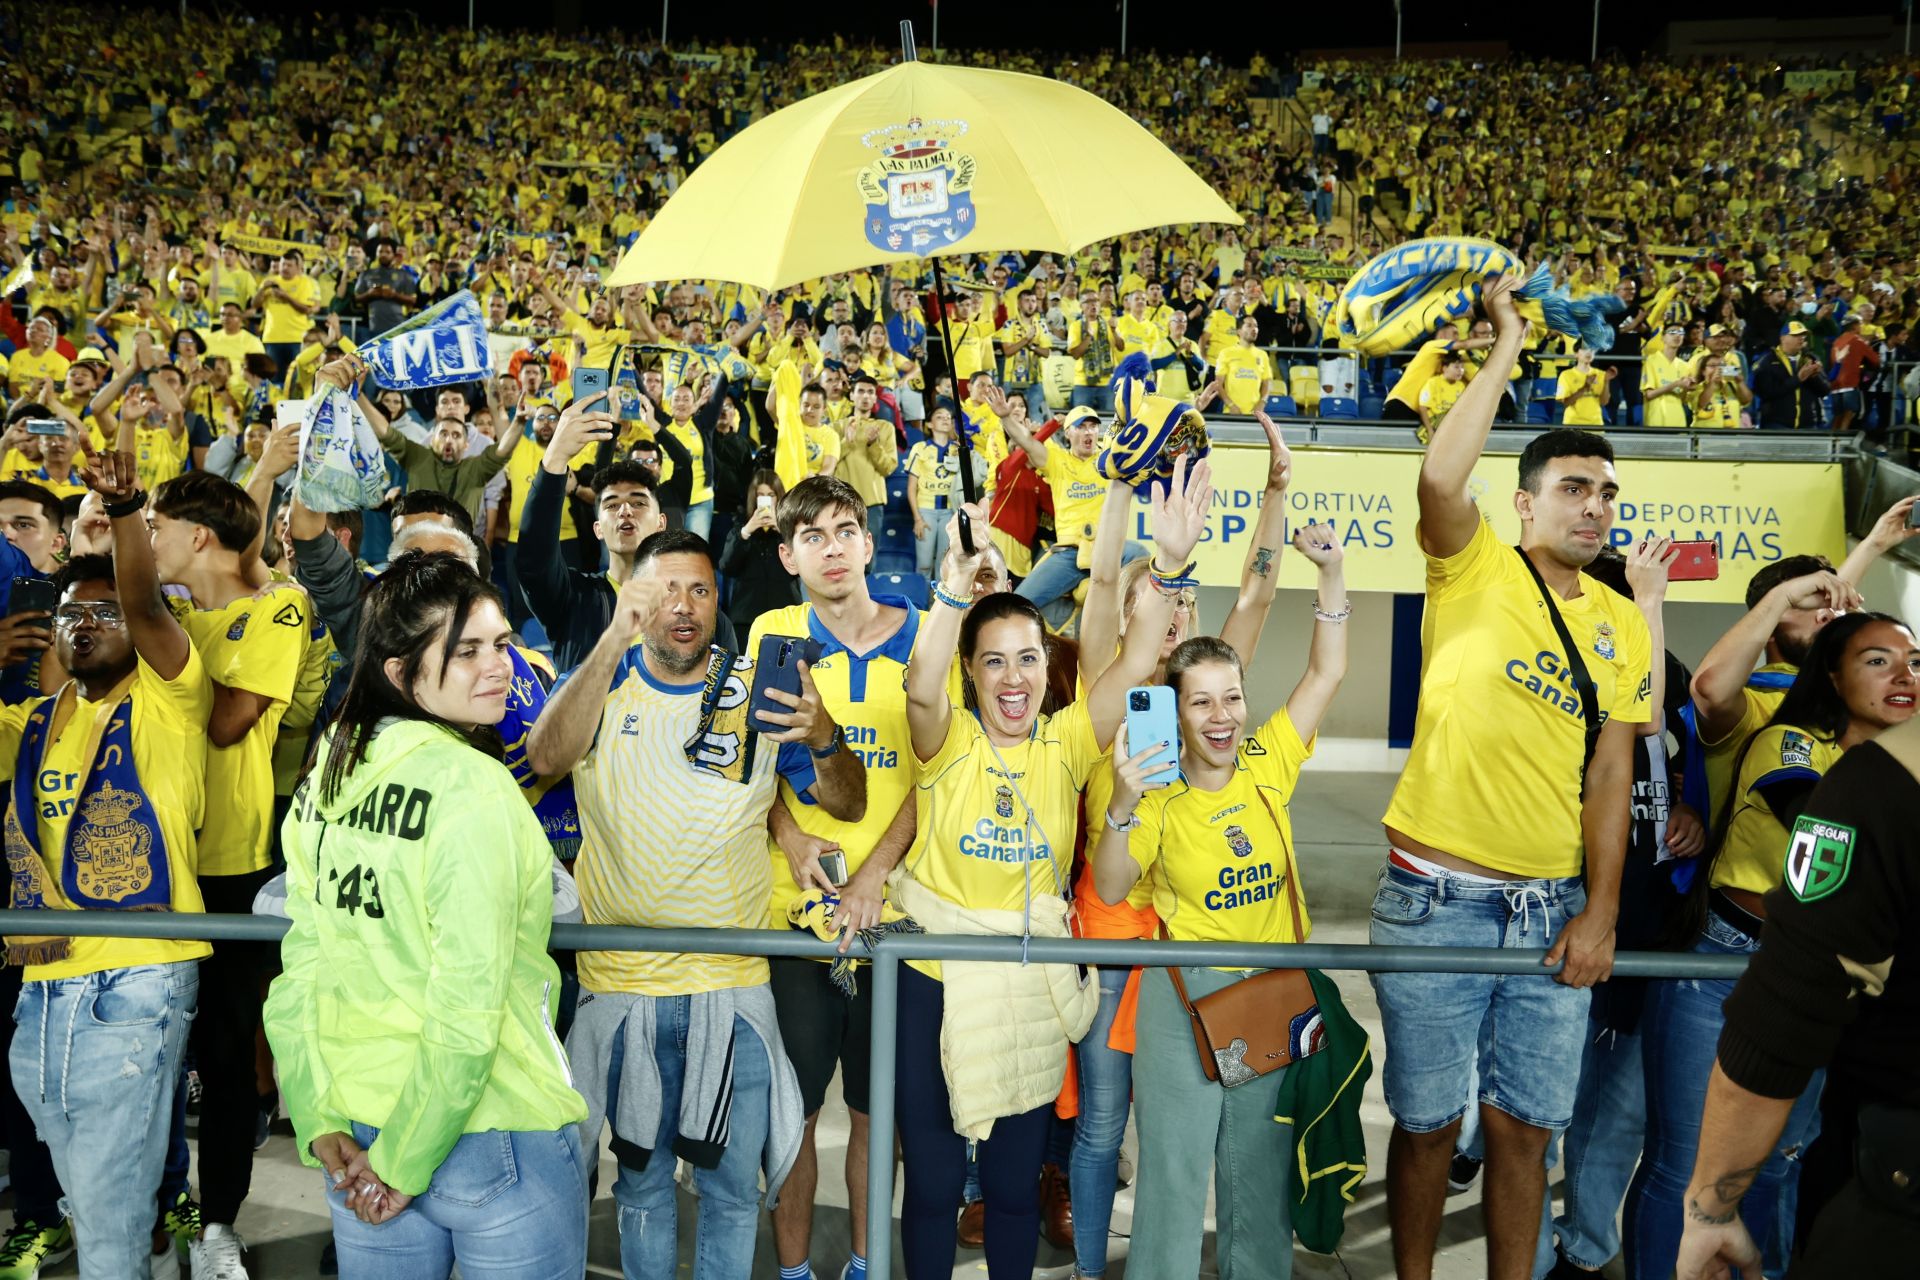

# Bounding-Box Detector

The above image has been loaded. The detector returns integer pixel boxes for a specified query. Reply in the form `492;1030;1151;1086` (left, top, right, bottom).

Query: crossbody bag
1164;789;1324;1088
1515;545;1602;785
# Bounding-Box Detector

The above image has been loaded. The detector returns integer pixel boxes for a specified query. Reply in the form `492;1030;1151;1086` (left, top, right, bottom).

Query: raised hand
1148;453;1213;569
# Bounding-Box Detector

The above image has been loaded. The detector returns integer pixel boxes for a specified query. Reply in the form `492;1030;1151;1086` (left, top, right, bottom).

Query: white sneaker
188;1224;249;1280
150;1237;182;1280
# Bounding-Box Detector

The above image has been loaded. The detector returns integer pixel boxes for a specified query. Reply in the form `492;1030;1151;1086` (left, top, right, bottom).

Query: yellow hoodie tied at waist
890;872;1097;1141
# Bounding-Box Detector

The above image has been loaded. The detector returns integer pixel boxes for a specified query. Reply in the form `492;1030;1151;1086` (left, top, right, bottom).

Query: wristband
932;583;973;611
103;491;149;519
1104;807;1141;833
1312;600;1353;623
808;725;844;759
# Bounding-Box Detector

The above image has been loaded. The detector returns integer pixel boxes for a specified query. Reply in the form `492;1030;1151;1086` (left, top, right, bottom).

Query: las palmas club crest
858;117;977;254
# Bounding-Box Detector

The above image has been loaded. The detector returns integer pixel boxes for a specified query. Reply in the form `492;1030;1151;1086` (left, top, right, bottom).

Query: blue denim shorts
1368;864;1592;1132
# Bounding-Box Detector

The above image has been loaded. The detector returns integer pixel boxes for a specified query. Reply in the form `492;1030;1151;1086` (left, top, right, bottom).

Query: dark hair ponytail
317;554;506;805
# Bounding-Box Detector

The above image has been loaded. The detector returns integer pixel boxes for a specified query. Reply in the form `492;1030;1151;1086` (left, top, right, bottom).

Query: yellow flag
773;359;808;492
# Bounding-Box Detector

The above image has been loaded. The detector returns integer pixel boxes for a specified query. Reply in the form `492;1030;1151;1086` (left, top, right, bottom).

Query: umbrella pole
928;255;981;554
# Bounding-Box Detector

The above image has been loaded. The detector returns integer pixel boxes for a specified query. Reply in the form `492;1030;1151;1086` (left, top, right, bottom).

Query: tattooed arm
1673;1064;1792;1280
1219;409;1292;666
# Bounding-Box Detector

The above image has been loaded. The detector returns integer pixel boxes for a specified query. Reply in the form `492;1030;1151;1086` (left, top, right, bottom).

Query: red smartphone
1666;539;1719;582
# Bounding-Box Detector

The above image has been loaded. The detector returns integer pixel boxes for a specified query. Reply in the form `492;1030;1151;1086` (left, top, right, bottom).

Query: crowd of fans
0;7;1916;1280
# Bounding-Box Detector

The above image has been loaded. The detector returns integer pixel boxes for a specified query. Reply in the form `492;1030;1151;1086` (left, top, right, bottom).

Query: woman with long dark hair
264;554;588;1279
1625;611;1920;1279
717;468;800;633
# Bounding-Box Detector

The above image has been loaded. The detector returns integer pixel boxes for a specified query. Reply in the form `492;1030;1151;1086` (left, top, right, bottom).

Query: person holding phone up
718;469;801;638
1090;524;1350;1280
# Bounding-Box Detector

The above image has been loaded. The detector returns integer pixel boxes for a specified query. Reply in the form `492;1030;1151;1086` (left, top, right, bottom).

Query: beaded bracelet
931;583;973;611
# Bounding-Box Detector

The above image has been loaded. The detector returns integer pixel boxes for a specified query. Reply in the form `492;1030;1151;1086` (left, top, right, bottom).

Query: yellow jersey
186;590;310;877
505;435;580;544
0;652;215;980
1711;722;1842;897
5;348;69;400
1418;375;1466;423
1214;343;1274;415
1387;338;1452;410
1112;314;1163;363
1131;707;1316;950
257;273;321;344
1556;367;1607;427
1700;665;1794;823
134;425;191;493
904;699;1103;978
561;312;632;372
747;600;928;929
1640;352;1693;428
1037;442;1109;548
571;647;777;996
1382;518;1653;878
1693;386;1743;429
271;585;341;796
203;327;265;368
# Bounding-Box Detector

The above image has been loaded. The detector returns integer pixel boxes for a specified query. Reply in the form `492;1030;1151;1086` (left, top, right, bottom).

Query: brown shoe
957;1199;986;1249
1041;1162;1075;1250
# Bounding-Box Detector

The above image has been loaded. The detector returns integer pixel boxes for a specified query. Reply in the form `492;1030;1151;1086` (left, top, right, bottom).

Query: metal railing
0;909;1748;1277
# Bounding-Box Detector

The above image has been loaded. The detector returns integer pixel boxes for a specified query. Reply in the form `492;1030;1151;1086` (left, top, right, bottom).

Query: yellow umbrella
606;57;1242;292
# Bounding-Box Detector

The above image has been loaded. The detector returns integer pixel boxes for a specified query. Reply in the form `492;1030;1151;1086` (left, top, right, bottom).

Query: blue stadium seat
869;569;927;603
1526;398;1554;424
1320;396;1360;419
1532;376;1558;404
1263;394;1296;418
900;424;927;448
1358;395;1386;419
876;519;915;553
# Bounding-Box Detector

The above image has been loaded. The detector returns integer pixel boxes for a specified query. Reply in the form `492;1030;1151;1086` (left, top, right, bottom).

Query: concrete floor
23;770;1627;1279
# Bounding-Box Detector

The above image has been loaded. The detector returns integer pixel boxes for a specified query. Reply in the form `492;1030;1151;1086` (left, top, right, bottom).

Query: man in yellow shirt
1373;276;1649;1280
1383;321;1491;424
203;301;266;369
1068;290;1118;410
1554;345;1609;427
750;476;923;1280
1640;325;1695;428
995;288;1052;420
1203;314;1275;415
5;316;70;400
1005;404;1147;627
0;452;210;1279
253;250;321;373
150;471;311;1273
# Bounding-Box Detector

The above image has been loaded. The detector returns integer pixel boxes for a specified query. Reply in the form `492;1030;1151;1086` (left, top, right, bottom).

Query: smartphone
818;849;849;887
749;634;822;734
757;495;775;511
9;576;57;618
1125;686;1181;788
571;366;611;405
1667;539;1720;582
23;419;65;437
1907;499;1920;530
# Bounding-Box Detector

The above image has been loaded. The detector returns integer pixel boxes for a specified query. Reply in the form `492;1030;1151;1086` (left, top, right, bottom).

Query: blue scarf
498;646;581;860
4;675;174;965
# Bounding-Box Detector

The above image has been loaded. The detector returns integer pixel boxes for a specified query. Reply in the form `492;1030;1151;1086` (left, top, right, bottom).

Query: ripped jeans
1622;911;1823;1280
10;961;197;1278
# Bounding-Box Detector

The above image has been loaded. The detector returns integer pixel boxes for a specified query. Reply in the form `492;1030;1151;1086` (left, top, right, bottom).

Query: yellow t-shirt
1382;518;1654;878
1214;343;1274;415
561;312;632;372
803;424;840;479
665;418;712;504
1038;441;1109;547
271;584;341;796
7;466;87;501
1133;707;1316;950
1711;722;1842;896
211;266;257;312
748;603;929;929
1418;375;1466;423
1693;386;1743;429
904;699;1103;978
258;273;321;344
1387;339;1452;410
203;327;266;368
505;435;580;544
0;651;215;980
134;425;191;492
1640;351;1693;428
1701;665;1793;823
1112;314;1163;362
185;591;309;877
5;348;70;400
1556;367;1607;427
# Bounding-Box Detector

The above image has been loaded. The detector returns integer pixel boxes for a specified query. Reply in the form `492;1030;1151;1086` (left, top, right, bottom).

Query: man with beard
1373;275;1651;1280
1688;494;1919;819
525;528;863;1280
520;393;738;672
324;353;520;525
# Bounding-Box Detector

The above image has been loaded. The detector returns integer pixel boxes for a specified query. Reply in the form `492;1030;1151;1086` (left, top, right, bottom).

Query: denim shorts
1368;863;1592;1132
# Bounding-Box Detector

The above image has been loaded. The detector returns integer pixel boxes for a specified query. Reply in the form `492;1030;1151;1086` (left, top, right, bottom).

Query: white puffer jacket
893;873;1098;1140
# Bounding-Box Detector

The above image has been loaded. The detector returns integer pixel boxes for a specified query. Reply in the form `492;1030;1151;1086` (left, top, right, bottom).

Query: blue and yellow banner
1123;447;1846;605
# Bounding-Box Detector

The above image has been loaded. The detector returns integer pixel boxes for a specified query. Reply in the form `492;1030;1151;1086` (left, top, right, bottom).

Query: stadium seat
1532;377;1558;405
869;570;929;605
1526;398;1554;424
1288;366;1321;411
1320;397;1360;419
876;520;916;553
1263;394;1297;418
1358;395;1386;419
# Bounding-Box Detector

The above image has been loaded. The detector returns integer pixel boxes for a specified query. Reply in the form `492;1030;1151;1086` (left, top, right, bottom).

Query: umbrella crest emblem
858;117;977;254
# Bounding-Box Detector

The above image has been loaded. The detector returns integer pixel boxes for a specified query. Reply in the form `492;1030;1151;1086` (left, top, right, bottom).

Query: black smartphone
749;634;821;734
9;577;58;618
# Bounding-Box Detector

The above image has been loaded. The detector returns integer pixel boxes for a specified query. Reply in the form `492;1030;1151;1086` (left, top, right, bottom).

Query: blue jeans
1069;967;1133;1277
264;342;302;376
1545;1013;1646;1273
1369;865;1592;1132
683;499;714;543
1623;913;1824;1280
1070;385;1115;414
327;1122;588;1279
606;1004;772;1280
1016;540;1147;620
10;961;197;1277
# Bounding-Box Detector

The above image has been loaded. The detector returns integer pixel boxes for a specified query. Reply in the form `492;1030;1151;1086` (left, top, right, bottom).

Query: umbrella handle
928;256;979;555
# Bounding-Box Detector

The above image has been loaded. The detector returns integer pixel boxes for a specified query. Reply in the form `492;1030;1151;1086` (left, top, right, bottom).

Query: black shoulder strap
1514;545;1602;787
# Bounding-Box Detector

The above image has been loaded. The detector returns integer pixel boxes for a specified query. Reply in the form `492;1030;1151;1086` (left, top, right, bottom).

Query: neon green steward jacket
263;720;586;1196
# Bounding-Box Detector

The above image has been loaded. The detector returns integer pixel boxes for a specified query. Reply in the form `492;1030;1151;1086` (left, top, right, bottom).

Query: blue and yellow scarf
499;646;582;860
4;675;174;965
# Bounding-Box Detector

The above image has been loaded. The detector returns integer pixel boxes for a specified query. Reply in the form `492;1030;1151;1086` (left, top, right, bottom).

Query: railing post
865;950;900;1279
